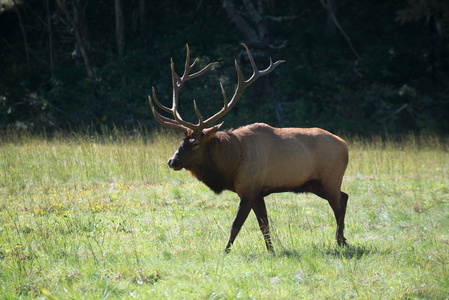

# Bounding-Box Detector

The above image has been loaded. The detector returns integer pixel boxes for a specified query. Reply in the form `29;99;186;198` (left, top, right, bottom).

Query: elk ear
203;122;223;140
184;129;194;137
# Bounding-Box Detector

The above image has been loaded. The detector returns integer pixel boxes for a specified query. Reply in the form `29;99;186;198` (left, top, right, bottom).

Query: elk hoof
337;237;348;247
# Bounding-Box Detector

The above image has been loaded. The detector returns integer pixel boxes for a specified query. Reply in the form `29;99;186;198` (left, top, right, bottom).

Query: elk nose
167;158;174;168
167;157;181;170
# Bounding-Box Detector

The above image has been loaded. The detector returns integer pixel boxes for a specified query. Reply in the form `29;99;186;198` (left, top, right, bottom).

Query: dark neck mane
187;132;236;194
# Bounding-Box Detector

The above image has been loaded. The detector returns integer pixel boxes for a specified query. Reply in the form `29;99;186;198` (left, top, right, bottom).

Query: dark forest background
1;0;448;135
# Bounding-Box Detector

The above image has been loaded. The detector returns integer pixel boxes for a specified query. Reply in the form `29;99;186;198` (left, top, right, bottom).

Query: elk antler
148;43;285;133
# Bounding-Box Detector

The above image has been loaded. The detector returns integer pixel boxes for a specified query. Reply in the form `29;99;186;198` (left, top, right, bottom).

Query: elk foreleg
225;197;253;253
252;198;274;252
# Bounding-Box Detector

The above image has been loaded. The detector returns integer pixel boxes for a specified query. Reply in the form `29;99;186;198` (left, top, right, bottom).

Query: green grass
1;130;448;299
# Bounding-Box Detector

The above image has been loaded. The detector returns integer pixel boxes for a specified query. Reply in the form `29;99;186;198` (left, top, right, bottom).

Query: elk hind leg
252;197;274;252
329;191;348;246
313;184;348;246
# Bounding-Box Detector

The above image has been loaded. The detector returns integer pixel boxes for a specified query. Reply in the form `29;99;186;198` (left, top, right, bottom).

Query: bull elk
148;44;349;252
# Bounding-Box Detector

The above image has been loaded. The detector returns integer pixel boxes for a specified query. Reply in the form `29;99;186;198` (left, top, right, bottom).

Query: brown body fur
168;122;349;252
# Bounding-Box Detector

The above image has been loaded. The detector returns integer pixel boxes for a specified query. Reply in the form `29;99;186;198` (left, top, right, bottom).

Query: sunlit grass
1;129;448;299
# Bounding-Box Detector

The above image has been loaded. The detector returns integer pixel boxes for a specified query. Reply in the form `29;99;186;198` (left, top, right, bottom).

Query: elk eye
190;139;200;148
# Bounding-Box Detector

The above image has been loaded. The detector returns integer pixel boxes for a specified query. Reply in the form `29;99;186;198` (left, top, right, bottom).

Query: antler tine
219;82;229;107
243;43;286;83
183;44;193;81
201;43;285;128
174;44;219;87
150;87;172;114
170;57;188;127
193;100;204;127
148;92;188;132
148;44;284;134
157;44;219;133
169;46;209;132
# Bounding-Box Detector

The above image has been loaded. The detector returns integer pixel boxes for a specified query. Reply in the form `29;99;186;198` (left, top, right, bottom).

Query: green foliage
0;0;448;135
1;131;448;298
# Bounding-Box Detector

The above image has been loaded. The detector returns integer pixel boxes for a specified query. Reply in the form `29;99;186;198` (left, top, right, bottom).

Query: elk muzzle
167;154;183;170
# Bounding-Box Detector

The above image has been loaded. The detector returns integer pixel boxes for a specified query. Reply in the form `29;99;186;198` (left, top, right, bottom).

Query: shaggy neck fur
186;131;238;194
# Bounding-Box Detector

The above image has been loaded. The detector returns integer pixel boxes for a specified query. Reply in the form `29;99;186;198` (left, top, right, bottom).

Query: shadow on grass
323;243;382;259
279;242;390;260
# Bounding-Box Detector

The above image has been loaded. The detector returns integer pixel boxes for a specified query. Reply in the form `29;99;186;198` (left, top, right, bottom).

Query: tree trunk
221;0;257;41
54;0;97;95
326;0;338;37
320;0;362;63
138;0;146;36
114;0;125;56
132;0;146;36
12;0;30;64
46;0;55;76
72;0;82;65
221;0;283;124
430;15;448;74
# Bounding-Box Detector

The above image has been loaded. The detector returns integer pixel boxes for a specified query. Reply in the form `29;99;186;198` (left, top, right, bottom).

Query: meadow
0;129;448;299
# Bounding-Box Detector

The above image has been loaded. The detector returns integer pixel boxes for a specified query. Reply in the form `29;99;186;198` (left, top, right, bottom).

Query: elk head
167;125;221;171
148;44;285;170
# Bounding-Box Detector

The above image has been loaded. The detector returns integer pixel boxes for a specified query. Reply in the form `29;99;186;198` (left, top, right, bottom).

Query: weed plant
1;129;448;299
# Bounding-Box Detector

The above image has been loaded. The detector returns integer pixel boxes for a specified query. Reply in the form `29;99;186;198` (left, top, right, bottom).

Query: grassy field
1;129;448;299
